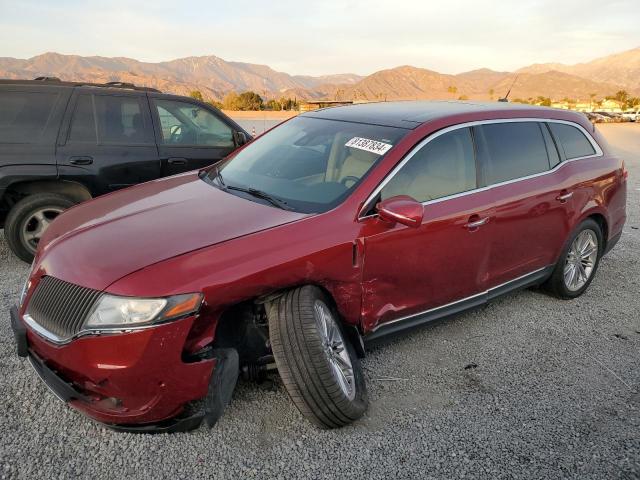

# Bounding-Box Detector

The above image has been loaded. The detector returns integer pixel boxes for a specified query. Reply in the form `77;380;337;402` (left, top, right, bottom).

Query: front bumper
10;306;217;432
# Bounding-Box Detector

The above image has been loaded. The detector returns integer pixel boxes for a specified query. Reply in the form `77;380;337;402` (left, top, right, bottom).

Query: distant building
550;99;624;113
299;100;353;112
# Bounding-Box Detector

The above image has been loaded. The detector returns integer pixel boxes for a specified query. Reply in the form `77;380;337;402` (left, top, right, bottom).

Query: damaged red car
10;101;626;432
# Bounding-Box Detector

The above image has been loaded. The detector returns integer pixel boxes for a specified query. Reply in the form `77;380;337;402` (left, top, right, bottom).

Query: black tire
544;218;604;299
267;286;368;429
5;193;75;263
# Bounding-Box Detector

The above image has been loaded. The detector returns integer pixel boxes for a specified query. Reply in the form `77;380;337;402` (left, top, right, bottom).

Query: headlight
85;293;203;329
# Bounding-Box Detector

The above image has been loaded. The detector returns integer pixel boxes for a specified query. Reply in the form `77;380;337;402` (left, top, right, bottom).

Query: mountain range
0;48;638;103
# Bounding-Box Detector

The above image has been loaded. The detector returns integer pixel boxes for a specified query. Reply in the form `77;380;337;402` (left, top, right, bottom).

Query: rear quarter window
0;91;59;144
548;123;596;159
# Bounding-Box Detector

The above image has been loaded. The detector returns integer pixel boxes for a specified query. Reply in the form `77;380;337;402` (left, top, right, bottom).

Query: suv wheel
267;286;368;428
545;218;603;299
5;193;75;262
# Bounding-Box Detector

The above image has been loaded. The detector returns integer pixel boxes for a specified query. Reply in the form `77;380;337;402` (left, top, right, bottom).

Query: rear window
67;94;151;145
68;95;96;143
476;122;550;185
548;123;596;160
0;91;58;144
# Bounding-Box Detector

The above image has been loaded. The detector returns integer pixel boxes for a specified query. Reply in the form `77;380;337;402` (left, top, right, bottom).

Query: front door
56;89;160;195
149;95;239;176
360;127;494;333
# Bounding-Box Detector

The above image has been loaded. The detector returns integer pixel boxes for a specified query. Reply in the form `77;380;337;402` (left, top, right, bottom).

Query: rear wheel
5;193;74;262
267;286;368;428
545;219;603;299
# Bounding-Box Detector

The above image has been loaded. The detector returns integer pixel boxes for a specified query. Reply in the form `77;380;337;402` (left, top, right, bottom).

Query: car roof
300;100;571;129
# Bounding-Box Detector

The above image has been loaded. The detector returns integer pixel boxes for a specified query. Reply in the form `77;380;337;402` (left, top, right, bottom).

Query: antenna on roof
498;75;518;102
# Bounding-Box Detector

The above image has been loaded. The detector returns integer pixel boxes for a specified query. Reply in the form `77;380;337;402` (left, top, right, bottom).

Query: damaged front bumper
10;306;238;433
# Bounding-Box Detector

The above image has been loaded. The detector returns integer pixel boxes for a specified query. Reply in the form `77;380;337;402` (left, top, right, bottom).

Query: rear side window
67;94;152;144
0;91;58;144
548;123;596;159
381;127;477;202
476;122;550;185
68;95;97;143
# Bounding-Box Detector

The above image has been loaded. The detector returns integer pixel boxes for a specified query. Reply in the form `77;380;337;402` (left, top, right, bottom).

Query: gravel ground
1;124;639;480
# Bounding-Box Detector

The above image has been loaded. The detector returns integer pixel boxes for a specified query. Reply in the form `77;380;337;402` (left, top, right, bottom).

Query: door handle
68;156;93;165
167;157;188;166
465;216;489;229
556;191;573;202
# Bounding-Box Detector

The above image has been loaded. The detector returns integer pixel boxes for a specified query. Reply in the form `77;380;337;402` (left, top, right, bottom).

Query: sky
0;0;638;76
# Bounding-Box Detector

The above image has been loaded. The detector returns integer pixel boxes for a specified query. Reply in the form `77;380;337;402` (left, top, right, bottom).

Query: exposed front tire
267;286;368;429
4;193;74;263
545;218;603;299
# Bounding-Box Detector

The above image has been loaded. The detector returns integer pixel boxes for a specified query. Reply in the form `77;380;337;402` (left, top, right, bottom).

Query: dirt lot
0;124;638;479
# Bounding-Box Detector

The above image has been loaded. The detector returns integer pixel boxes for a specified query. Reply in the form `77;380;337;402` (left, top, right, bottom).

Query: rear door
56;88;160;196
474;120;570;287
149;95;241;176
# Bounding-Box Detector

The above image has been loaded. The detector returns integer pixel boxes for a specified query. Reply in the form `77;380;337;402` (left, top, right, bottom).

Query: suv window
381;127;477;202
68;95;96;143
548;122;595;159
0;91;58;144
155;99;234;147
476;122;550;185
67;94;151;145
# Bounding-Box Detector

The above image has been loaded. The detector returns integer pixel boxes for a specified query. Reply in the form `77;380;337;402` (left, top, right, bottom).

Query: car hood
36;172;309;290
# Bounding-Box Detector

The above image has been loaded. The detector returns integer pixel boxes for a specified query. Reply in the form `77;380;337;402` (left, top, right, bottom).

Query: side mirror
376;195;423;228
234;131;249;146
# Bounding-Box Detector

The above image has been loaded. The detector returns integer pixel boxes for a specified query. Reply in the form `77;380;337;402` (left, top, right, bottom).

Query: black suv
0;78;251;262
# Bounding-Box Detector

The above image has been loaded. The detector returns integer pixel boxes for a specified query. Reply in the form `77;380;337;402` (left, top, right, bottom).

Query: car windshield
205;116;408;213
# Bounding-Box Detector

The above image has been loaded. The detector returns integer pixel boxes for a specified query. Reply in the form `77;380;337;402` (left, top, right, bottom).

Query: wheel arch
4;179;92;205
211;282;366;361
576;206;609;250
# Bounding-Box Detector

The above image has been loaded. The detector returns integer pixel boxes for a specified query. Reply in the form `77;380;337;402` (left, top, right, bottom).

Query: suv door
56;88;160;195
360;127;494;332
474;120;572;287
149;95;243;176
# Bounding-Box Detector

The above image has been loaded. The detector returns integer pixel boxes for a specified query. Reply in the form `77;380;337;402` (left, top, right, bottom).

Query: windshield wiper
211;165;227;189
226;185;293;211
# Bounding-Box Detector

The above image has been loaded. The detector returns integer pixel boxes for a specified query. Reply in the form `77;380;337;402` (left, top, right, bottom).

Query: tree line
189;90;299;111
510;90;640;109
189;87;640;111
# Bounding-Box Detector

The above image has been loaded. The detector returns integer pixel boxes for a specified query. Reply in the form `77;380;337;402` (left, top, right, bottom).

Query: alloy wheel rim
21;207;63;252
563;229;598;292
313;300;356;400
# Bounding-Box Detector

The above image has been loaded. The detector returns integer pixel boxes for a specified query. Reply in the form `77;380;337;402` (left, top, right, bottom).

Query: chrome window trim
358;118;603;220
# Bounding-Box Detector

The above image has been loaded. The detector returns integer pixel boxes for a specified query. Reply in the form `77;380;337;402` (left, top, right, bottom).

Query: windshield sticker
345;137;393;155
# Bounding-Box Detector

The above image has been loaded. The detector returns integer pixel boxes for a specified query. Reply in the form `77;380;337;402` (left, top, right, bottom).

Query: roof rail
104;81;137;89
0;78;160;93
34;76;61;82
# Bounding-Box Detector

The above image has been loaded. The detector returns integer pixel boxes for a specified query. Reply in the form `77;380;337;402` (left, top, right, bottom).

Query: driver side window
381;127;477;203
154;99;234;147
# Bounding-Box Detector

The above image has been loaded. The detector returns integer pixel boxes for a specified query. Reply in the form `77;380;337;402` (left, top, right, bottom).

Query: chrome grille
26;276;102;339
